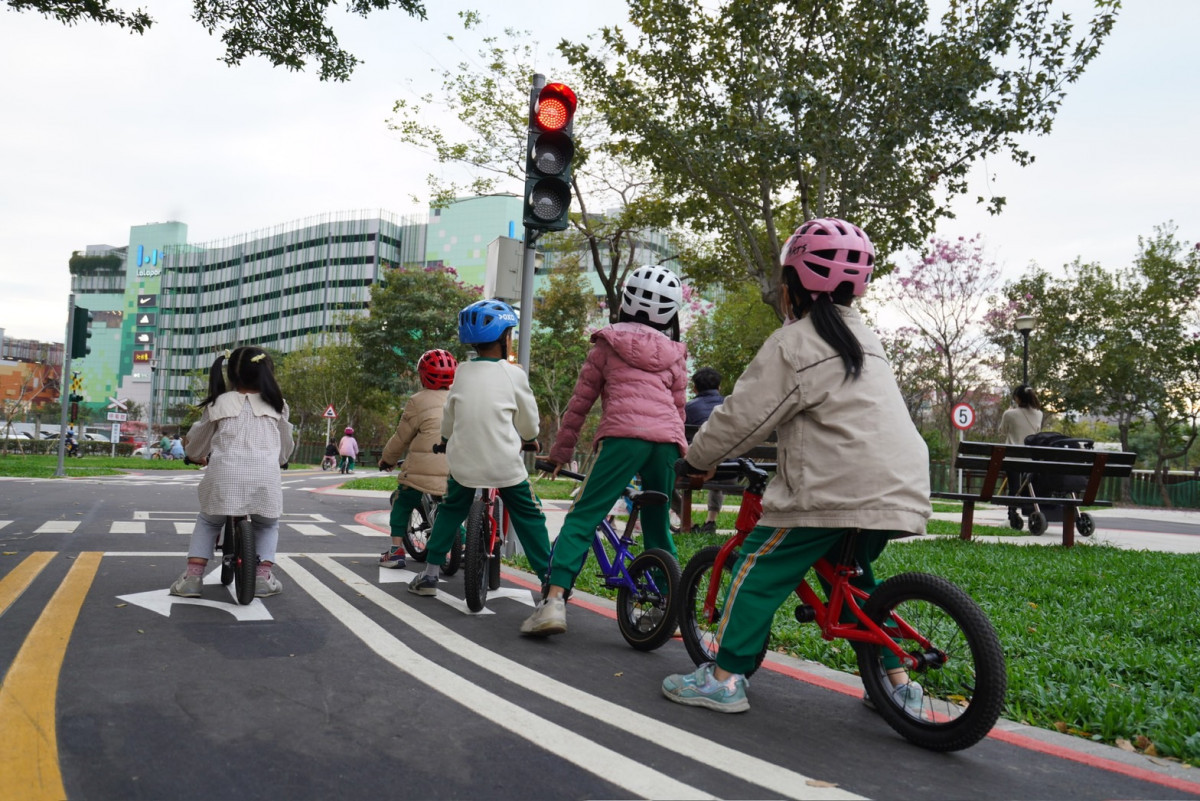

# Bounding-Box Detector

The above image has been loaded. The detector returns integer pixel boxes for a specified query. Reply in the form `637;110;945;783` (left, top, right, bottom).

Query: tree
276;336;390;449
348;265;478;396
9;0;427;81
562;0;1118;314
876;235;1001;457
388;16;677;320
684;284;779;395
529;267;598;445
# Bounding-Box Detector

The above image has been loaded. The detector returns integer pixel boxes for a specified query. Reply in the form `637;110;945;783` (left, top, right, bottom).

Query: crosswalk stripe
33;522;79;534
109;522;145;534
342;525;386;537
174;523;193;535
288;524;335;537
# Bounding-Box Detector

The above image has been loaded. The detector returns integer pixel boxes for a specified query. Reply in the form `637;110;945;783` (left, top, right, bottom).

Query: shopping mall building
66;195;677;423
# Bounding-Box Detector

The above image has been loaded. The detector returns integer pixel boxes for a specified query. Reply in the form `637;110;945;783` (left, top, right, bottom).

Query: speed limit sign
951;402;976;431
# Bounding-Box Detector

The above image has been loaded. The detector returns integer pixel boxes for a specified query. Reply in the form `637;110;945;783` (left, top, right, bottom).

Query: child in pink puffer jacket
521;265;688;637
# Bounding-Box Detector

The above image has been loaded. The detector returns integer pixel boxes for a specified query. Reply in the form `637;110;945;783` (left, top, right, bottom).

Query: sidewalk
352;488;1200;554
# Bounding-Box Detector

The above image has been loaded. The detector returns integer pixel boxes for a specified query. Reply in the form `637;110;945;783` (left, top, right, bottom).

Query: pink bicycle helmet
344;427;354;435
417;349;457;390
780;218;875;297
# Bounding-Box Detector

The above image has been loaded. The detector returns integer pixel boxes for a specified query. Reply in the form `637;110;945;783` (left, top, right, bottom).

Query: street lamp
1014;315;1036;385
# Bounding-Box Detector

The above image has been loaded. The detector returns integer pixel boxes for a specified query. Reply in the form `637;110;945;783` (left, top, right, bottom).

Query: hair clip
250;353;266;363
222;349;231;359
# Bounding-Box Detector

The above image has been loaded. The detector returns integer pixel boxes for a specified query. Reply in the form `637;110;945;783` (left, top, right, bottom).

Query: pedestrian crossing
0;514;385;538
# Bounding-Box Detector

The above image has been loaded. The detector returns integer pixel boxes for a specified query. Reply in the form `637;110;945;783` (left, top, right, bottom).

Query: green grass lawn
0;453;199;478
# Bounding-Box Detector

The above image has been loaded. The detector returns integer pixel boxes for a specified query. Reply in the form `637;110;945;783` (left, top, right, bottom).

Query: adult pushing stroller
1007;432;1097;537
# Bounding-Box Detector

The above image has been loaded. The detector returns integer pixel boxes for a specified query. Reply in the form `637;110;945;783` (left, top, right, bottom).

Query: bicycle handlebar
534;458;587;482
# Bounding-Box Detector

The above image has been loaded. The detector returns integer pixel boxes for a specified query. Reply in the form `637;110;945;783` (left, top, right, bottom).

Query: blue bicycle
535;459;681;651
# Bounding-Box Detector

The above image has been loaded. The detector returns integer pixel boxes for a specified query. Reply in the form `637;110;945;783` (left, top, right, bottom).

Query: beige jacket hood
686;307;931;536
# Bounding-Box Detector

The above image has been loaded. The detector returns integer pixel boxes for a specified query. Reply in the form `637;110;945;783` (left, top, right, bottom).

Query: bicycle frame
473;487;509;558
590;515;653;592
695;463;932;672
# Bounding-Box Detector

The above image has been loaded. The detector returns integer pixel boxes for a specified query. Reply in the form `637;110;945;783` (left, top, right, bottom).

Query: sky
1;1;1197;344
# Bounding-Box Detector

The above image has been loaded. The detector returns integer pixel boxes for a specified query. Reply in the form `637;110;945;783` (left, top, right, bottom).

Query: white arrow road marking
279;555;716;801
0;521;10;531
376;567;537;614
297;555;864;801
116;568;273;621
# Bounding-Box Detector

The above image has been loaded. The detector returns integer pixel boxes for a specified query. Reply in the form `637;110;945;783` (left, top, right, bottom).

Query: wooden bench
932;440;1136;547
676;424;776;532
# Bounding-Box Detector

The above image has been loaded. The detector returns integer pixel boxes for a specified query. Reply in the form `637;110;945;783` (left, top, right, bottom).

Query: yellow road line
0;552;56;618
0;551;102;800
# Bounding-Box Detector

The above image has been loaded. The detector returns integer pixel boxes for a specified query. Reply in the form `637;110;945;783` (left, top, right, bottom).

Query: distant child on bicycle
338;426;359;474
170;346;295;599
526;265;688;637
406;299;552;598
662;219;931;713
323;441;338;470
377;349;457;569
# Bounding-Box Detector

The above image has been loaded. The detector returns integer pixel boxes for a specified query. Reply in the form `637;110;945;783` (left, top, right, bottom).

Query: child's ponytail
197;352;230;408
781;267;864;379
196;346;285;413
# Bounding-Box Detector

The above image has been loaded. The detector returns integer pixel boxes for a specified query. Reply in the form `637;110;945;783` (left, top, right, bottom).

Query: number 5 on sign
951;402;975;431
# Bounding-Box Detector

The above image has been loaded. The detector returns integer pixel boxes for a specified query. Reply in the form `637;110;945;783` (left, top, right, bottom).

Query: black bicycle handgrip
534;458;587;482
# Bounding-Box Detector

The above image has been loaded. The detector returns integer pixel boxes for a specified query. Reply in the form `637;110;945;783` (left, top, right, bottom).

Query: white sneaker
169;572;202;598
520;597;567;636
255;572;283;597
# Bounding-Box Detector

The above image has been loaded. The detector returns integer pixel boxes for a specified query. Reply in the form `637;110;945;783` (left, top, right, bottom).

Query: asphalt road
2;470;1198;800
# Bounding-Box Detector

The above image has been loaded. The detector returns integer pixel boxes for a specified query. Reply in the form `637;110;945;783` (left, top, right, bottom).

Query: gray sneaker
520;596;567;636
255;572;283;598
408;574;439;596
662;663;749;713
169;572;202;598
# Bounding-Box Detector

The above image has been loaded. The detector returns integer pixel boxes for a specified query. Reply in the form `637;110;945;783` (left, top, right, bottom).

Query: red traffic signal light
524;82;577;232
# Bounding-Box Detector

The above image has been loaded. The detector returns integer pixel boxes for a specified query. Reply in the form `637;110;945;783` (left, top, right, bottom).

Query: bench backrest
954;440;1136;504
684;423;778;461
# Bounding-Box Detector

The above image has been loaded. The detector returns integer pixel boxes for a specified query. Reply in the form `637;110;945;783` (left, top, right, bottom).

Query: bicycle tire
464;498;490;612
856;572;1007;752
442;528;463;576
220;517;234;586
676;546;768;677
402;503;433;563
234;518;257;605
616;548;681;652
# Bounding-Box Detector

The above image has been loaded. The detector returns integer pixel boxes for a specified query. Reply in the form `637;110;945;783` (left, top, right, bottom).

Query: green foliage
562;0;1119;312
277;336;391;446
530;269;598;444
11;0;427;81
67;252;123;275
684;284;779;394
348;265;479;397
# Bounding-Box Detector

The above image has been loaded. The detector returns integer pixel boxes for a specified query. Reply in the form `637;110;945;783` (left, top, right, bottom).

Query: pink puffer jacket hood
550;322;688;464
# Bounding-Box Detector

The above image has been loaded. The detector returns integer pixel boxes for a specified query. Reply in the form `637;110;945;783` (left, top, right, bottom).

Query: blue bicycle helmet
459;299;518;345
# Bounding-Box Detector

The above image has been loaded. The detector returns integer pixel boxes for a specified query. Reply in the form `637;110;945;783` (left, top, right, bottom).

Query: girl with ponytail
662;219;932;715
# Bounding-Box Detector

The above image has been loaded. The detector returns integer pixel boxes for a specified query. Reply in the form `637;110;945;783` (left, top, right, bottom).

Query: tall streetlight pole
1014;315;1036;385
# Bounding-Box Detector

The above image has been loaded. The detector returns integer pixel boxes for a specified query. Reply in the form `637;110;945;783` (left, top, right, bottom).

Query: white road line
110;522;145;534
343;525;386;537
174;523;193;535
288;524;334;537
276;555;714;801
34;521;79;534
0;521;10;531
302;555;864;801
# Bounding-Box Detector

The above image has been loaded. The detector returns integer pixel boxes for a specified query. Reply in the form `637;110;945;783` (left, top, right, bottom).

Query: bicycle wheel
219;517;234;585
402;503;433;563
677;546;769;677
234;518;257;605
616;548;681;652
464;498;490;612
856;572;1007;752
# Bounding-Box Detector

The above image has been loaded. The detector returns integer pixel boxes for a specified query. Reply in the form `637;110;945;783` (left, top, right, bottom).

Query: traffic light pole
54;294;75;477
516;73;546;374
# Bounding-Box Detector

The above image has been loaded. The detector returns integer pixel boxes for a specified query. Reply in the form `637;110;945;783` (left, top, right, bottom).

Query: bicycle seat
627;489;669;507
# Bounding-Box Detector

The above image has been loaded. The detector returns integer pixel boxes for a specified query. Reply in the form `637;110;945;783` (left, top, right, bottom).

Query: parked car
131;445;162;458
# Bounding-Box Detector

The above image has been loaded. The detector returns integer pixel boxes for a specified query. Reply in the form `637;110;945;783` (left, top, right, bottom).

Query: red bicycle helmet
417;349;457;390
780;218;875;298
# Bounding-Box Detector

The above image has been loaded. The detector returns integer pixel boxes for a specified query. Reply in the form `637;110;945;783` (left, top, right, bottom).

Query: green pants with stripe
424;476;551;584
715;525;898;676
388;485;426;546
547;437;680;592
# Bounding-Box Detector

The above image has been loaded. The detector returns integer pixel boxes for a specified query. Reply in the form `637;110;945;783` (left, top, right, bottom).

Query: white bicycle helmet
619;265;683;325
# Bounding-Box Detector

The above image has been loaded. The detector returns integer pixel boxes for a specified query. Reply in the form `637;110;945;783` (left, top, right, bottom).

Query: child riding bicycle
170;346;295;599
527;264;689;637
405;299;551;598
662;219;931;713
377;349;457;569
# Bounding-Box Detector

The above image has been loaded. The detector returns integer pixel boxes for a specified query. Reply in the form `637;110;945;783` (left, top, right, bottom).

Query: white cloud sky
2;1;1196;343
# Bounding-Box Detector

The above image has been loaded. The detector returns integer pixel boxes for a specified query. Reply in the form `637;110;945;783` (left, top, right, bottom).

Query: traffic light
71;306;93;359
523;82;577;232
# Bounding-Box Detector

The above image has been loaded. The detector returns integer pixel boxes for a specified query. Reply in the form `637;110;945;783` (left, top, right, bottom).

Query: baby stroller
1007;432;1097;537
